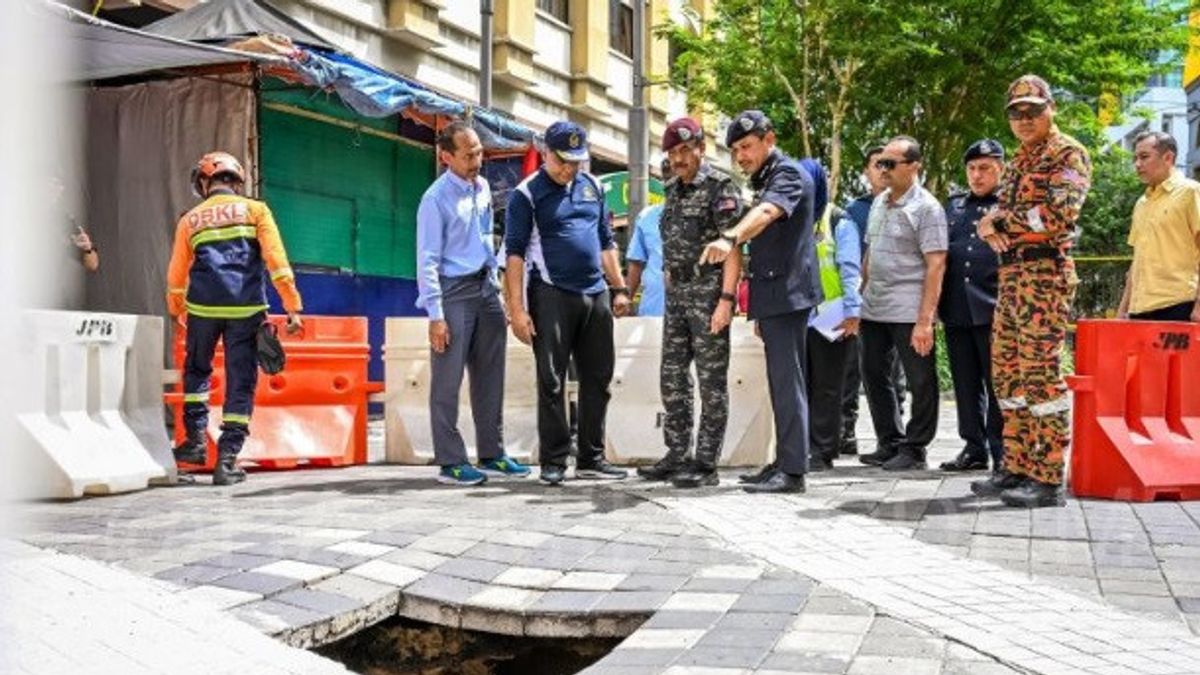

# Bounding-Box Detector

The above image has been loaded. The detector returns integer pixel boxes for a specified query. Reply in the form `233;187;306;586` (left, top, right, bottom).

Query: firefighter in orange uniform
167;152;303;485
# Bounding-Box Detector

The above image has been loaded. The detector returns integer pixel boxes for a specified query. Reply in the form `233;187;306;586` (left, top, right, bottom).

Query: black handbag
256;322;286;374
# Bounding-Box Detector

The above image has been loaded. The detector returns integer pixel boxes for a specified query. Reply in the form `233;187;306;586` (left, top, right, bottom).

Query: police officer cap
662;117;704;152
1006;74;1054;108
544;120;590;162
963;138;1005;164
724;110;773;148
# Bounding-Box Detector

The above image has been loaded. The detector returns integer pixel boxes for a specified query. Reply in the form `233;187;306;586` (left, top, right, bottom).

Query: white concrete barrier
605;317;774;467
383;318;538;465
15;311;176;499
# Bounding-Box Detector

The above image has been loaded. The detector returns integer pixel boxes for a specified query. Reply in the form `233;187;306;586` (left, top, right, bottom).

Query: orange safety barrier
167;315;379;472
1067;320;1200;501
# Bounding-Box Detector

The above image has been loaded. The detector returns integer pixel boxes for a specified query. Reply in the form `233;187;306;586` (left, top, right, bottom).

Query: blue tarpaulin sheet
290;50;534;152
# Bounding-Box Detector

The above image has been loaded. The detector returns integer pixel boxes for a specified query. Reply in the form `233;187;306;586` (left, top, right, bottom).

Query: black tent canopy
143;0;339;52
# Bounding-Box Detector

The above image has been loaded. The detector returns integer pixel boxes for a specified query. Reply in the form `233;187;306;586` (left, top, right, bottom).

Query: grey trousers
429;271;507;466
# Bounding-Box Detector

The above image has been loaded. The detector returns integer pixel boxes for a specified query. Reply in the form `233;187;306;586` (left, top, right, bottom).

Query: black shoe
637;456;687;481
839;436;859;456
540;465;566;486
808;456;834;473
742;470;805;494
970;470;1025;497
882;451;927;472
859;447;898;467
211;454;246;486
738;463;776;484
1000;479;1065;508
172;434;207;466
576;460;628;480
940;450;988;472
671;466;718;488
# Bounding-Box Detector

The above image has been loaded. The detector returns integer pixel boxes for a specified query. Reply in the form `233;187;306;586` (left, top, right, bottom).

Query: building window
610;0;634;57
537;0;568;23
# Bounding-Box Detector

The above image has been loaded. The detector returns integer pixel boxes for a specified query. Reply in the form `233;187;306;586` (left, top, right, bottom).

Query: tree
664;0;1190;202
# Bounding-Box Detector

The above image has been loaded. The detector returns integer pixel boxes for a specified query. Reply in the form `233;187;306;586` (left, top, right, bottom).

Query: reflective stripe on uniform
183;392;210;403
169;287;187;295
223;413;251;426
270;266;294;281
190;225;257;249
1029;396;1071;416
998;396;1028;410
185;301;268;319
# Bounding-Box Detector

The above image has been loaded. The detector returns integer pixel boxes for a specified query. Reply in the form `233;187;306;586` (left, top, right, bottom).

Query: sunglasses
874;158;914;170
1007;104;1047;121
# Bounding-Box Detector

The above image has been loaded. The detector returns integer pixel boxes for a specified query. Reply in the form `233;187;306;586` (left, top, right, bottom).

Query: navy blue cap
544;120;589;162
725;110;772;147
963;138;1005;164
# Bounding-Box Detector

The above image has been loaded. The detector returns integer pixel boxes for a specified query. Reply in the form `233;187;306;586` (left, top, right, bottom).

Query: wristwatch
719;291;737;303
610;286;630;297
720;231;738;247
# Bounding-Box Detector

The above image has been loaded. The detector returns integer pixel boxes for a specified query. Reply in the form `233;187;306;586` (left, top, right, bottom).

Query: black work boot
637;455;688;481
671;463;718;488
212;452;246;486
970;470;1025;497
1000;479;1065;508
172;431;207;466
859;446;898;467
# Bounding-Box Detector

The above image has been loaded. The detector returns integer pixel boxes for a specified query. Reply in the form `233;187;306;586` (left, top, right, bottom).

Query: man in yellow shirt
1118;131;1200;323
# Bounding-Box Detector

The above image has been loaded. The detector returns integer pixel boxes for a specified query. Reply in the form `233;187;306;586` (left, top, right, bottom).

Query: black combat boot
212;424;248;486
212;451;246;486
637;454;688;481
671;463;718;488
172;431;207;466
1000;479;1065;508
970;470;1025;497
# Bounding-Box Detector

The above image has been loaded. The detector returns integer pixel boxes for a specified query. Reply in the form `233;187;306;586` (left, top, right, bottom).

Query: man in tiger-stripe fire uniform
972;75;1091;508
167;152;304;485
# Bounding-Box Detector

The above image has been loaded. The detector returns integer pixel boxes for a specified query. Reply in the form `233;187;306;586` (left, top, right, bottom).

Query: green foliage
662;0;1190;201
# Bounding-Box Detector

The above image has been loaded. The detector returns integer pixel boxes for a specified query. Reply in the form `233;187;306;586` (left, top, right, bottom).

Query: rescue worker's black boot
970;470;1025;497
172;430;207;466
999;479;1065;508
212;424;248;486
637;453;688;481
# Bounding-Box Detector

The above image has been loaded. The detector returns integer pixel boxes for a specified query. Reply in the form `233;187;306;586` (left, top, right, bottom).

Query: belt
999;246;1064;265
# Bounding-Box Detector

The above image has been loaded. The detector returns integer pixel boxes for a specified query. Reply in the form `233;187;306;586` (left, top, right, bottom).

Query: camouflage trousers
661;280;730;469
992;258;1077;485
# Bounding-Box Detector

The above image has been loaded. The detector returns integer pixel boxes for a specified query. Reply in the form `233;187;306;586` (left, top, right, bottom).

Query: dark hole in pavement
316;616;621;674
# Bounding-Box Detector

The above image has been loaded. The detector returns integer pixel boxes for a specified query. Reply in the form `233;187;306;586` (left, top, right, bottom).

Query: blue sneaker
479;456;532;478
438;463;487;486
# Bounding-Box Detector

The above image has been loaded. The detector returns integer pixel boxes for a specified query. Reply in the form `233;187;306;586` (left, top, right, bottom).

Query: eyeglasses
1006;104;1047;121
874;158;914;170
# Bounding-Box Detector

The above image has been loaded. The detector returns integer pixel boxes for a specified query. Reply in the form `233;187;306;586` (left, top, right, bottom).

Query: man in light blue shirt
626;203;664;316
416;121;529;486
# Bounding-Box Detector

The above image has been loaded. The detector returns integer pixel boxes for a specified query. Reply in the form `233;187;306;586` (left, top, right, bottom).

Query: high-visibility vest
815;204;843;301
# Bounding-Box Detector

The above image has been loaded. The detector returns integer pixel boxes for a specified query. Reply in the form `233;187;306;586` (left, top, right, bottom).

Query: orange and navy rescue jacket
166;191;303;319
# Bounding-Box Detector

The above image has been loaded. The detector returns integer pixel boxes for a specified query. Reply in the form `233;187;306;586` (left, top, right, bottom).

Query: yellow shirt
1128;171;1200;314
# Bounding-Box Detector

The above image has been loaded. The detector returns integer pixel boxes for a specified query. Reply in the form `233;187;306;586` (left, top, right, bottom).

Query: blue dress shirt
626;204;664;317
415;169;496;321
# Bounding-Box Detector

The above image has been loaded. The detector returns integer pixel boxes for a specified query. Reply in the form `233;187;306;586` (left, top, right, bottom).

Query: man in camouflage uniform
973;75;1091;508
635;117;744;488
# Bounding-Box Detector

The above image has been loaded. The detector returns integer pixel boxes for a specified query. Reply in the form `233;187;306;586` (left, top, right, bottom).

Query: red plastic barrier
168;315;376;472
1067;320;1200;501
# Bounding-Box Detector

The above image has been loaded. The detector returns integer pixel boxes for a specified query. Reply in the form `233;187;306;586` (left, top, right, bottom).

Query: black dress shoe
859;447;898;467
540;465;566;485
808;456;834;473
738;463;776;484
940;450;988;472
1000;479;1065;508
839;436;859;456
970;470;1025;497
742;470;806;494
671;466;718;488
637;457;687;481
576;460;628;480
881;451;927;472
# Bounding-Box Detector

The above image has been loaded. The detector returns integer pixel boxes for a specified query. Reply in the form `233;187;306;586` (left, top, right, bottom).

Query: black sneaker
859;447;898;467
576;460;628;480
1000;479;1065;508
970;470;1025;497
940;450;988;472
540;465;566;486
881;451;926;472
637;457;687;481
671;466;718;488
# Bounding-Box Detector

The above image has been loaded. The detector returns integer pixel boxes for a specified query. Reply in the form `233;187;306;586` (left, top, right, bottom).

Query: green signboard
598;171;665;219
